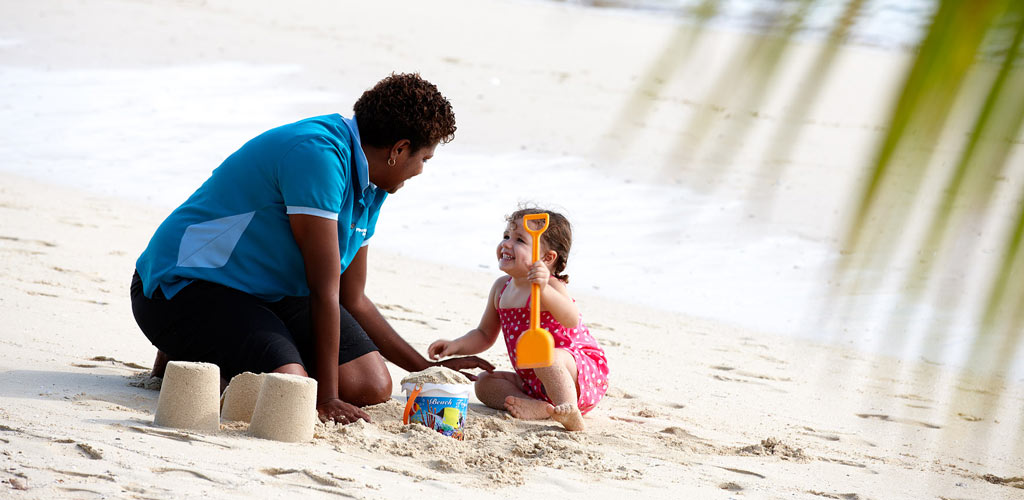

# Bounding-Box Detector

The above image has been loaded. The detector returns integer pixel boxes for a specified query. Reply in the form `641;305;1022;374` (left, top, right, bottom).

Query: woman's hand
528;261;550;291
316;398;371;425
427;339;457;360
436;356;495;381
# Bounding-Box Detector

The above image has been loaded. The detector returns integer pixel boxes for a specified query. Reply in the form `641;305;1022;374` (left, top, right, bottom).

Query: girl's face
496;219;542;276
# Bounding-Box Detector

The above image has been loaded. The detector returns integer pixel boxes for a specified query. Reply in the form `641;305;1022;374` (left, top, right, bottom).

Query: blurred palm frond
608;0;1024;372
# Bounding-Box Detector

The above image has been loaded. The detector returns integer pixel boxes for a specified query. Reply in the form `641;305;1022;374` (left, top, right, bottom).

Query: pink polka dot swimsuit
497;278;609;413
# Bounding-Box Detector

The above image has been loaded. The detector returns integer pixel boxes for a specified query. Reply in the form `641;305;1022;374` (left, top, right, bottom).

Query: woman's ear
390;139;412;159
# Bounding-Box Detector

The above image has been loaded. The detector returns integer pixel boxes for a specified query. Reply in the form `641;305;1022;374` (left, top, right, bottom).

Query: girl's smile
496;221;535;275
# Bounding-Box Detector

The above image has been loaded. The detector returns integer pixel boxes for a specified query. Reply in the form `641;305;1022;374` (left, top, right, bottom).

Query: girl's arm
428;277;504;358
530;261;580;329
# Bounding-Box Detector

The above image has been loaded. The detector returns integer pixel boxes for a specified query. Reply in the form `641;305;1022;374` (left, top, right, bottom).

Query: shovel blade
515;327;554;369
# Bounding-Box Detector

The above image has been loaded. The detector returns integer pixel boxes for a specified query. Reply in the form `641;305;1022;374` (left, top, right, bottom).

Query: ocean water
1;12;1019;379
552;0;937;49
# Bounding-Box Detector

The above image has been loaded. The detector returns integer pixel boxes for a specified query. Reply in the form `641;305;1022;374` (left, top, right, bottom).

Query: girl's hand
317;398;371;425
427;339;457;360
528;261;550;290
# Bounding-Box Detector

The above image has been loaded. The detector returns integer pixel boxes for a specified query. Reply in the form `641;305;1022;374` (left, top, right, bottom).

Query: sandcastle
248;373;318;443
153;361;221;432
220;372;265;423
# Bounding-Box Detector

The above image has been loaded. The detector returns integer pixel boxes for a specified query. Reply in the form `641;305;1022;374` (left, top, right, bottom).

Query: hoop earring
387;157;396;167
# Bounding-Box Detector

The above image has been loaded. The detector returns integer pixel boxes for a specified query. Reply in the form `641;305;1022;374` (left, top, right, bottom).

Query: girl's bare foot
504;396;552;420
547;403;585;431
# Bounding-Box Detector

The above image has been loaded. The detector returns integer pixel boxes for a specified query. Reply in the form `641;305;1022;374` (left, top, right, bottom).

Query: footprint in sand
855;413;941;429
798;427;841;442
382;314;436;329
77;356;150;370
808;491;861;499
377;303;419;314
261;468;353;489
820;457;868;469
713;365;791;381
661;426;702;440
758;354;789;365
981;473;1024;489
604;387;636;399
711;374;788;393
24;290;59;298
76;442;103;460
956;385;998;396
717;466;765;479
152;467;223;484
0;235;57;247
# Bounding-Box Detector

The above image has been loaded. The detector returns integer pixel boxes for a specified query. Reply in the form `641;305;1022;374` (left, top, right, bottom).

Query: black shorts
130;271;378;380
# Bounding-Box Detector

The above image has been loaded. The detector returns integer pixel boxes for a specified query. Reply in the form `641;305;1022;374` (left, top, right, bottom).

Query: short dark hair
353;72;456;152
506;205;573;283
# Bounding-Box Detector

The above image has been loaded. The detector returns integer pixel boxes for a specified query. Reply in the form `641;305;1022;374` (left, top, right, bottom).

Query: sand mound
737;438;808;461
401;366;472;385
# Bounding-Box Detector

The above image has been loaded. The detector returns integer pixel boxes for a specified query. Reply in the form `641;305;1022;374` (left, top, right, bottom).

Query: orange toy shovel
515;213;555;369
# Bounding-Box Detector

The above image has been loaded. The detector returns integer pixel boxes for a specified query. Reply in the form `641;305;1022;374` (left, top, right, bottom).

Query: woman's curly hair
353;72;456;152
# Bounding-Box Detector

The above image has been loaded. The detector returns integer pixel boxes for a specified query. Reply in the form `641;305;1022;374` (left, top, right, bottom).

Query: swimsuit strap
497;276;513;302
498;276;533;310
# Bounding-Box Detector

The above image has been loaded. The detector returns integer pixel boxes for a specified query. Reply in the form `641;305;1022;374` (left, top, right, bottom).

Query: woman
130;73;493;424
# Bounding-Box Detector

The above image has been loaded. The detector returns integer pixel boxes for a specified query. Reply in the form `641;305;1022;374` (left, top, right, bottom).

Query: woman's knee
272;363;308;377
338;353;392;406
356;374;392;406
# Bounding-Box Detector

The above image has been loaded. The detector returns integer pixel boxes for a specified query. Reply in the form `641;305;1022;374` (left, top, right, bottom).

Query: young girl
428;207;609;431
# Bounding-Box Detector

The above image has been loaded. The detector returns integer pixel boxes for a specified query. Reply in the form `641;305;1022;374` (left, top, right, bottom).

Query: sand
2;173;1023;499
1;0;1024;499
401;367;473;386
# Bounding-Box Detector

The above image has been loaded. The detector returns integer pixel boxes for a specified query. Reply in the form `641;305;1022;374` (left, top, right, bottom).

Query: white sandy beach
2;0;1023;498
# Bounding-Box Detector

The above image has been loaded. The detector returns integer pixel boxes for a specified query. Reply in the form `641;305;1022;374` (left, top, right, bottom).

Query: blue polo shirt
136;114;387;301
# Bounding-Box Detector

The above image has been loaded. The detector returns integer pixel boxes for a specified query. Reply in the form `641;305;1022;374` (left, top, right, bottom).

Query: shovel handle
522;213;549;330
522;213;549;264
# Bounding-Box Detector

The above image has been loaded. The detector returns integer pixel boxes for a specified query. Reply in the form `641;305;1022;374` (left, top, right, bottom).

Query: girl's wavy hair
506;206;573;283
353;72;456;152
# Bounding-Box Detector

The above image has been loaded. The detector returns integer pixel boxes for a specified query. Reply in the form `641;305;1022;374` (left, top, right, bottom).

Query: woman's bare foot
547;403;585;431
504;396;553;420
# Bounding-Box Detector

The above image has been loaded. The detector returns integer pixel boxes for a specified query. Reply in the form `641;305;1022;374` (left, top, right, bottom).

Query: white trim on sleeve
286;206;339;220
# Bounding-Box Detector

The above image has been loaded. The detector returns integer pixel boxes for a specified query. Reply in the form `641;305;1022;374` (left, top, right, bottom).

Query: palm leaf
755;0;868;203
